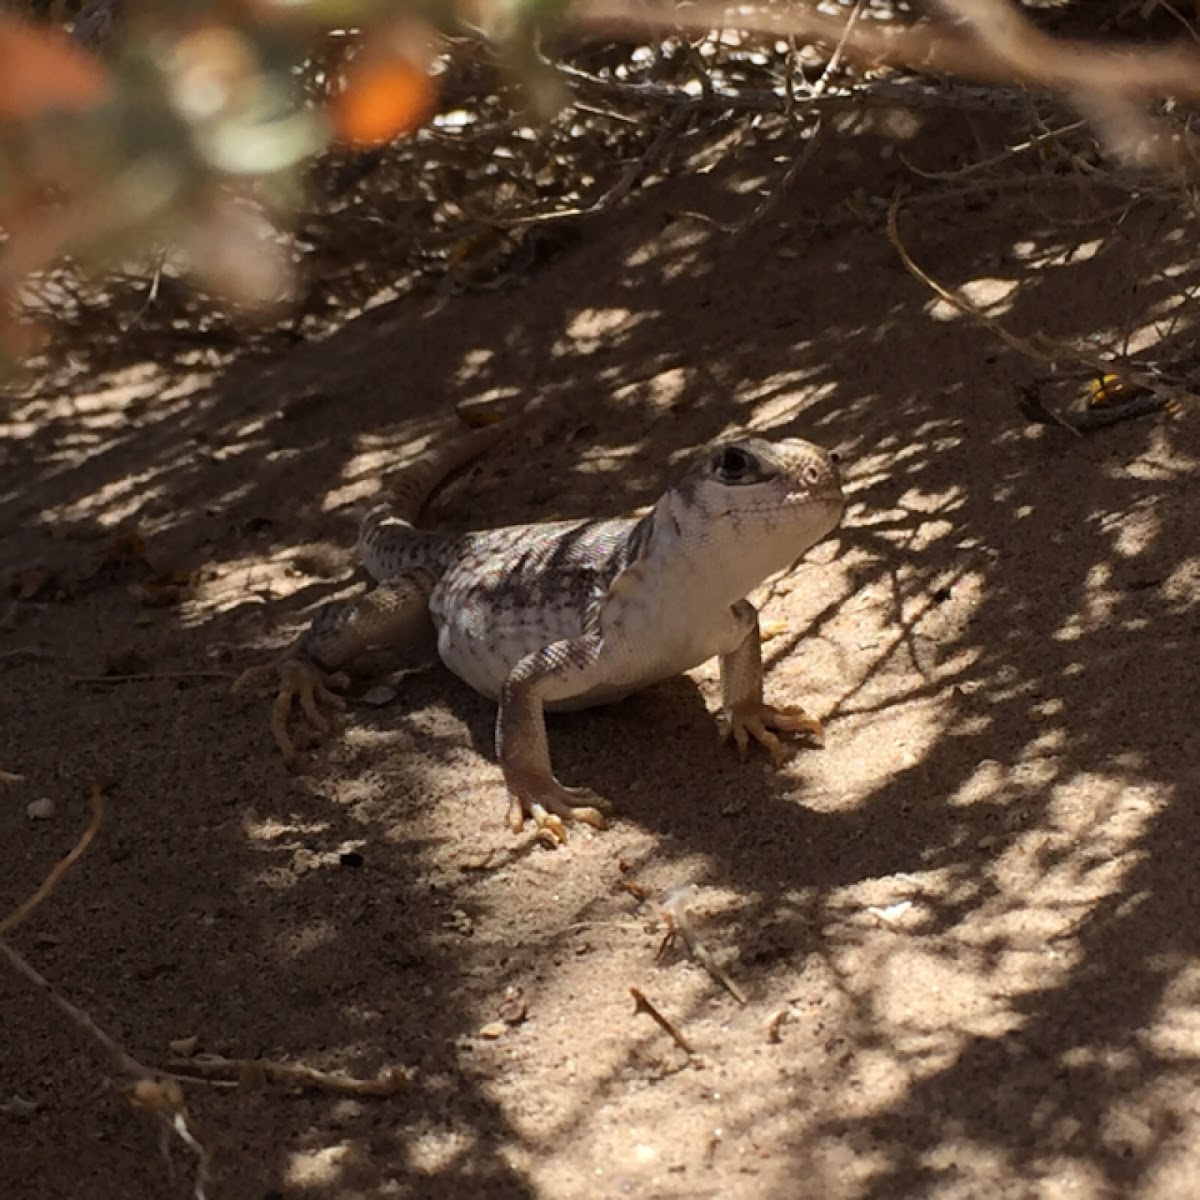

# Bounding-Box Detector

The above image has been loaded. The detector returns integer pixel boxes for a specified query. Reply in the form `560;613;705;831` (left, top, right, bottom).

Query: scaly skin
238;426;844;845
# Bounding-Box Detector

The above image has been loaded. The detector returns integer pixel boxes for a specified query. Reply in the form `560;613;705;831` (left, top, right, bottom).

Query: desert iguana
240;420;844;844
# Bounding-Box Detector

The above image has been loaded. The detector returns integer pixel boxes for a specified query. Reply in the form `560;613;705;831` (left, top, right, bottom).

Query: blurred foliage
2;0;1200;375
0;0;446;346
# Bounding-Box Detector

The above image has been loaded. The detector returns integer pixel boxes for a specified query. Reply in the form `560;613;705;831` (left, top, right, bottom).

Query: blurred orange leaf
333;54;435;145
0;17;109;119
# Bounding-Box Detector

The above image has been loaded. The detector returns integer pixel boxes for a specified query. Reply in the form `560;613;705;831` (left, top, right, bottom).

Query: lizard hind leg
505;783;609;849
274;659;351;760
233;657;348;763
237;572;436;764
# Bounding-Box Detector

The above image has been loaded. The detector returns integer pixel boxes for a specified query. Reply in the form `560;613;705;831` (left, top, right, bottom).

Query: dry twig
630;987;697;1056
0;940;213;1198
886;193;1193;417
163;1053;411;1097
656;887;749;1005
0;783;211;1198
0;784;104;934
70;670;236;685
579;0;1200;170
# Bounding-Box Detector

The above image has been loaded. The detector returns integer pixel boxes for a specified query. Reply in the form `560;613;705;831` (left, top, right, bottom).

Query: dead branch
0;938;212;1197
577;0;1200;169
578;0;1200;103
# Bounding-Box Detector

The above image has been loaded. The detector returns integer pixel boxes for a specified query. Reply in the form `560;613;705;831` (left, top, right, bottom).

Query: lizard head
662;435;844;595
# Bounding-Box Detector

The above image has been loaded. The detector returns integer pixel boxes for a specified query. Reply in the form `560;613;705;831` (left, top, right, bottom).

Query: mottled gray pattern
429;515;651;700
274;429;844;839
348;435;842;708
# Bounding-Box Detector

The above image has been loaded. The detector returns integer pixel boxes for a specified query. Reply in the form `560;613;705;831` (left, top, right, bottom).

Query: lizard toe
718;717;753;761
529;806;569;848
508;781;609;844
721;700;824;766
761;702;825;746
269;659;349;763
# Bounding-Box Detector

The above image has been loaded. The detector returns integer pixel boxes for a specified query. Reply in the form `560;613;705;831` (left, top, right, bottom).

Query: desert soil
2;102;1198;1200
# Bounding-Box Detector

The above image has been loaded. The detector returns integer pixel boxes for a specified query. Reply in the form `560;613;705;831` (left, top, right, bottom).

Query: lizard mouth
784;489;844;507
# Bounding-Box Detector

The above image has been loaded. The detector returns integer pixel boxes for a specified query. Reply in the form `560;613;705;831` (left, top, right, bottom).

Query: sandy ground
2;103;1199;1200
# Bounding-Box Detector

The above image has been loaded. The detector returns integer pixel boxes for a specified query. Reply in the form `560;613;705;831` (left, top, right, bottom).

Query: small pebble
26;797;55;821
361;685;398;707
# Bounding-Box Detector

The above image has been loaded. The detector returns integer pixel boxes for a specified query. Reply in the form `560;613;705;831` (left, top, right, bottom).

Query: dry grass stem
0;784;104;935
163;1053;412;1097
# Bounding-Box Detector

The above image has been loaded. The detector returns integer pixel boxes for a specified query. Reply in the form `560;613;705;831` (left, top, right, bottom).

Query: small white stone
26;798;55;821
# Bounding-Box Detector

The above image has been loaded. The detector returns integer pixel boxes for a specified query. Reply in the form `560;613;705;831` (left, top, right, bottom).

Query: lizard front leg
718;599;825;764
236;571;435;762
497;636;610;845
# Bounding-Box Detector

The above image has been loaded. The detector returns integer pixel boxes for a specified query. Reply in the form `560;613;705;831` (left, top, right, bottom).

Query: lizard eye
711;445;759;483
802;463;824;487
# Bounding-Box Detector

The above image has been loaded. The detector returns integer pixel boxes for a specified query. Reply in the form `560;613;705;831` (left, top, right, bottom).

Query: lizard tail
356;407;515;579
384;419;508;524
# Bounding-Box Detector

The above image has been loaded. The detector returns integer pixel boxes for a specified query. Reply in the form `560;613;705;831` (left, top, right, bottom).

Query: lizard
239;419;845;845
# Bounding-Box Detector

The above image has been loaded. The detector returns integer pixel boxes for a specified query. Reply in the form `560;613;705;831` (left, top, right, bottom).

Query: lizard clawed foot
506;782;609;847
719;700;825;766
235;658;349;763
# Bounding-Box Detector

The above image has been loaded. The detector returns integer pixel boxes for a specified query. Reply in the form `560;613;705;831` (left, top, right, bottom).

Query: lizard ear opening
711;444;759;484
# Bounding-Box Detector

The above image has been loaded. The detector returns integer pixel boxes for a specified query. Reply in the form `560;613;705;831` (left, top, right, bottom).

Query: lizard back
429;515;649;701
